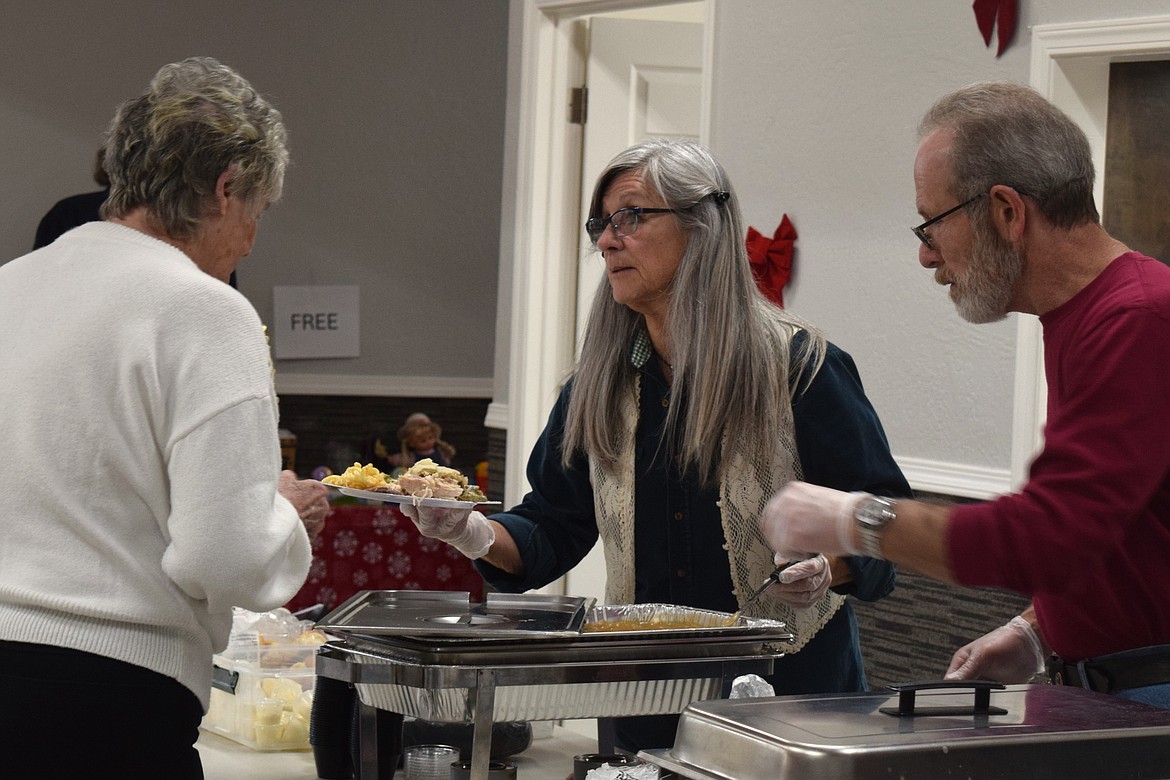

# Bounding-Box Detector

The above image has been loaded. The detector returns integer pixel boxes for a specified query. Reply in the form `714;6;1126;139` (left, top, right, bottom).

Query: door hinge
570;86;588;125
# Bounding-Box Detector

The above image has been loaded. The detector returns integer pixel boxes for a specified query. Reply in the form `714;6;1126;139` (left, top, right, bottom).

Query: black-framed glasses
586;190;731;245
585;206;680;245
912;193;984;249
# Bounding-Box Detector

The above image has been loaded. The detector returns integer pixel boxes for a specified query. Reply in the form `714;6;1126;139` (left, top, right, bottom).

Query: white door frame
1015;14;1170;488
503;0;714;518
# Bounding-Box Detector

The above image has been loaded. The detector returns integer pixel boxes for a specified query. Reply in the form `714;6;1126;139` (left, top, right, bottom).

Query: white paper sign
272;285;360;359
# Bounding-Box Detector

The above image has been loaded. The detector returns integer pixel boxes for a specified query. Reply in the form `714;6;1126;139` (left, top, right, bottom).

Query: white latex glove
945;616;1047;683
765;553;832;608
399;504;496;560
760;482;866;560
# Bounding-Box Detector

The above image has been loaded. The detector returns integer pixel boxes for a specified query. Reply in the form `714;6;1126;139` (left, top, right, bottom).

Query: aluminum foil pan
582;603;784;638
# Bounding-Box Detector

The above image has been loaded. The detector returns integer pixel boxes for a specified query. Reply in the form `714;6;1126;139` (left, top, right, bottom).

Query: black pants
0;640;204;779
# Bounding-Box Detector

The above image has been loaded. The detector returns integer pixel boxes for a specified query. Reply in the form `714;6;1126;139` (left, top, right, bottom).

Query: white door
565;15;704;607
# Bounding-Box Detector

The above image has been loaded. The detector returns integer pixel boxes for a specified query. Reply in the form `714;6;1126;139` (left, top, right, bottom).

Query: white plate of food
325;483;500;509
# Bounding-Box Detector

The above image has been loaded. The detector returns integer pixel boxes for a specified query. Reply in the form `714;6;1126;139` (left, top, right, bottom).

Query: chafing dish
314;590;793;780
640;681;1170;779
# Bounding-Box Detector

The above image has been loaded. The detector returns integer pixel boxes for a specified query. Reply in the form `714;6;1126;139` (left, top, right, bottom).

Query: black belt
1049;645;1170;693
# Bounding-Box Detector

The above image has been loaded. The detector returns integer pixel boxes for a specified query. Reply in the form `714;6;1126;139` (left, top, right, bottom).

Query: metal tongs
725;558;804;625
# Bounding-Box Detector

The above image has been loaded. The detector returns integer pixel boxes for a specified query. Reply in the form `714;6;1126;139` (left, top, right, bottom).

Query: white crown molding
898;456;1012;501
274;373;493;399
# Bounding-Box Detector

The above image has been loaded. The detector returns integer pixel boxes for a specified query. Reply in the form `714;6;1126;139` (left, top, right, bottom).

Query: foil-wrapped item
583;603;784;635
730;673;776;699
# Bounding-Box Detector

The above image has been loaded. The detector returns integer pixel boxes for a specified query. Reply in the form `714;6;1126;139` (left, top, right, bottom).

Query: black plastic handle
879;680;1007;717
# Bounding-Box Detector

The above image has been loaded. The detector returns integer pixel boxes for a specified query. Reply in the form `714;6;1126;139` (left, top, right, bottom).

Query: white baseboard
897;455;1011;500
274;373;493;398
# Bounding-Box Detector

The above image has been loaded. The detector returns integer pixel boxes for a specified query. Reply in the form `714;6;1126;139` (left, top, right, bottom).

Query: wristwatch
854;495;896;559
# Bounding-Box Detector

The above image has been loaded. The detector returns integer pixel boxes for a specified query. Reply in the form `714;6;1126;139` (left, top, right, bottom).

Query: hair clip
711;191;731;203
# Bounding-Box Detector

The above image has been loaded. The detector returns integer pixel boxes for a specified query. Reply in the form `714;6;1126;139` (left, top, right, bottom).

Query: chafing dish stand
316;638;781;780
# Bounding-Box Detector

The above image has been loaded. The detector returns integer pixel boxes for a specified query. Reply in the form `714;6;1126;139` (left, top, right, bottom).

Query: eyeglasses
585;206;680;245
911;193;984;249
585;190;731;245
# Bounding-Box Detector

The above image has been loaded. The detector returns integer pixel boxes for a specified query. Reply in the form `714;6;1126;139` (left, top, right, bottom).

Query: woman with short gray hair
0;57;325;777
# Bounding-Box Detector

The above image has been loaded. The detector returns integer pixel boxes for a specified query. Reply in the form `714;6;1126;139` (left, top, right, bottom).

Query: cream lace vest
589;375;844;653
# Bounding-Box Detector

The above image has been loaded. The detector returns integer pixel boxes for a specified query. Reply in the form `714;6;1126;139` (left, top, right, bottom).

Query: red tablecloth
285;503;485;613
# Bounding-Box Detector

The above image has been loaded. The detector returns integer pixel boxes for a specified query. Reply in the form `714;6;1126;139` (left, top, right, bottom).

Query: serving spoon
724;558;804;626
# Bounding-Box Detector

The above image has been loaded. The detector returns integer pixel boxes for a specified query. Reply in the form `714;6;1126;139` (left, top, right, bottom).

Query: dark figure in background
33;147;110;250
34;146;237;287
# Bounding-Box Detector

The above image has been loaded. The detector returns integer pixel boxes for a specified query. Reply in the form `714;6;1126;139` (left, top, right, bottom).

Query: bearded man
761;81;1170;709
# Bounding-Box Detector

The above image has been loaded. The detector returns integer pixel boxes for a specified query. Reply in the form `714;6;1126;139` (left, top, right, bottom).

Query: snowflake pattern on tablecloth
316;586;337;607
361;542;384;564
284;506;484;613
333;529;359;557
387;550;412;578
372;507;399;535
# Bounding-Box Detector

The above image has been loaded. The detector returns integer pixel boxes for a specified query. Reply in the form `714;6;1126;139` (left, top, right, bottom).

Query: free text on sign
273;285;359;359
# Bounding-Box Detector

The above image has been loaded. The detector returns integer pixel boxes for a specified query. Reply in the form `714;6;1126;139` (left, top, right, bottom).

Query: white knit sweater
0;222;311;710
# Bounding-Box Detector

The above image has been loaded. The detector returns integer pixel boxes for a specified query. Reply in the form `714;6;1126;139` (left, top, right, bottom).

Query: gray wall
7;0;1169;484
0;0;508;382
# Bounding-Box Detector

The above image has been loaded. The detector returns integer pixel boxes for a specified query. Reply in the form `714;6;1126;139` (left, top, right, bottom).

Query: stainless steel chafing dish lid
316;590;594;639
640;681;1170;780
316;591;794;643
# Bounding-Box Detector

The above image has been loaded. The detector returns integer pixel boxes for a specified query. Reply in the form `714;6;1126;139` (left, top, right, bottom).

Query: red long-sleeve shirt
949;252;1170;661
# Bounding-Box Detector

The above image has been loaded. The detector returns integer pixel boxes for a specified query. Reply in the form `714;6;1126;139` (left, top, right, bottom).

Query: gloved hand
945;616;1048;683
760;482;866;560
399;504;496;560
766;553;832;608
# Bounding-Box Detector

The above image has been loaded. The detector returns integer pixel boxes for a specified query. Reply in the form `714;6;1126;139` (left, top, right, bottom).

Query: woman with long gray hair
403;138;908;752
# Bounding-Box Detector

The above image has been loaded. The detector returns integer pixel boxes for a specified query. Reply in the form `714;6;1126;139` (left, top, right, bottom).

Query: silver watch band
855;495;896;559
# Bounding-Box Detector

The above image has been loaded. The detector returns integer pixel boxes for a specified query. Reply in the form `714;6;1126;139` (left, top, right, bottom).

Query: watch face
858;498;893;528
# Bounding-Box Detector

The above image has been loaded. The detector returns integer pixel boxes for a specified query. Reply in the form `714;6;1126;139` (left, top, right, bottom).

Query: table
286;503;485;614
196;722;598;780
317;637;778;780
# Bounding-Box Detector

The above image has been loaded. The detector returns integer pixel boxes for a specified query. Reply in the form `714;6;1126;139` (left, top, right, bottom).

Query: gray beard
953;217;1024;324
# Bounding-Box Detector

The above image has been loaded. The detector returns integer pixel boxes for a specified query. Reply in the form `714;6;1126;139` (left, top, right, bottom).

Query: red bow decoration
972;0;1018;57
746;214;796;308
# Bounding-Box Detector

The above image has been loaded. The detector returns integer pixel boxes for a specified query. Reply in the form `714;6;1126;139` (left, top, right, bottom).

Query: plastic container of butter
201;642;318;751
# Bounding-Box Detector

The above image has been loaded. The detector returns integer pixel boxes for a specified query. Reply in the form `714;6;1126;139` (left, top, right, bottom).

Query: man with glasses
761;81;1170;709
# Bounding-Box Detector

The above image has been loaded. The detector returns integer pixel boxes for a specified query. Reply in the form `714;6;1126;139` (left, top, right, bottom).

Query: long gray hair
919;81;1098;228
562;139;824;484
100;57;289;240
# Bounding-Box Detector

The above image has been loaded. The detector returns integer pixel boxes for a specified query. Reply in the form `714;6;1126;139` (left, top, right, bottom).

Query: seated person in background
400;138;911;753
374;412;457;476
